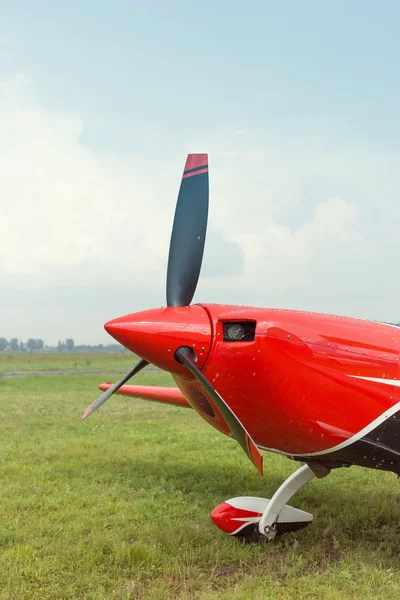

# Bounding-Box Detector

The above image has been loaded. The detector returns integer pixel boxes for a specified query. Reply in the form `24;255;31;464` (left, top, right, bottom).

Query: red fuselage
105;304;400;473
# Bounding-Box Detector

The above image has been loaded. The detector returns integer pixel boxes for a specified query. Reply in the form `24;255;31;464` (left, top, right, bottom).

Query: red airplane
83;154;400;542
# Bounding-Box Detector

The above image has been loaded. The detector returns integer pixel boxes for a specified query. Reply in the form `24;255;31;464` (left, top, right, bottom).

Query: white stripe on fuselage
349;375;400;387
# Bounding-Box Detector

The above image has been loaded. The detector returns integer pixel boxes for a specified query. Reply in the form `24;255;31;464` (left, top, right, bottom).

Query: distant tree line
2;321;400;354
0;337;124;353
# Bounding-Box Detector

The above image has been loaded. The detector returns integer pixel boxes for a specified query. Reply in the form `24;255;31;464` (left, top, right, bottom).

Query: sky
2;1;400;344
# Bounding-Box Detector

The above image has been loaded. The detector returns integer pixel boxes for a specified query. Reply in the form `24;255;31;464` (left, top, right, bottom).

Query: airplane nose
104;305;212;375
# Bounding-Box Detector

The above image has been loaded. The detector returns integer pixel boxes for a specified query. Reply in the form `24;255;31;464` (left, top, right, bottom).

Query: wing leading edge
98;383;191;409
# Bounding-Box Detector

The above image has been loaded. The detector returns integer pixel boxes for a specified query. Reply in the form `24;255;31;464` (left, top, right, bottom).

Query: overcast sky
2;1;400;345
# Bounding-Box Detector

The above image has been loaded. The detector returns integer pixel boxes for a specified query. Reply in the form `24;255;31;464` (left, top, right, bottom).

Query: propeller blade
81;358;149;420
166;154;209;307
175;347;263;475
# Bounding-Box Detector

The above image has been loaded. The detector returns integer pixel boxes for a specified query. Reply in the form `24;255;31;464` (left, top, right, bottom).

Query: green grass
0;351;136;374
0;355;400;598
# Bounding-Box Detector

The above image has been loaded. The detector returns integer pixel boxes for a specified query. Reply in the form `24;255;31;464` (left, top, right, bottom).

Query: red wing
98;383;191;409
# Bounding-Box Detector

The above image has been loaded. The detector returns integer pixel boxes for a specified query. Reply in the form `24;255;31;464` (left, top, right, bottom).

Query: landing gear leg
258;463;315;541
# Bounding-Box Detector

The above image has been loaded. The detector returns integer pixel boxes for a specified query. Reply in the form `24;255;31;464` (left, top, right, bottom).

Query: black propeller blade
166;154;209;307
175;346;263;475
82;358;149;420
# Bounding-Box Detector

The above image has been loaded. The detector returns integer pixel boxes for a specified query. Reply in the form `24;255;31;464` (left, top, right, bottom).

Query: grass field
0;351;136;374
1;353;400;599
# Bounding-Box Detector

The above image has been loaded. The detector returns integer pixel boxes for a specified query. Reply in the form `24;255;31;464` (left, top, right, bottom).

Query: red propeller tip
81;407;91;420
184;153;208;172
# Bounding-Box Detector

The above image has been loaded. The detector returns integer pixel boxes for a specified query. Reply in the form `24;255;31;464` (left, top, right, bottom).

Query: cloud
0;75;242;289
0;76;160;286
1;74;400;343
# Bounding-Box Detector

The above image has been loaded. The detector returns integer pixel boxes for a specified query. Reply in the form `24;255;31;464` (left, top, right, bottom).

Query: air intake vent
176;378;218;422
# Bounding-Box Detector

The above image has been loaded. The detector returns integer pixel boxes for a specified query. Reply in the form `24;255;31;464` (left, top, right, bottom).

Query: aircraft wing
98;383;191;409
